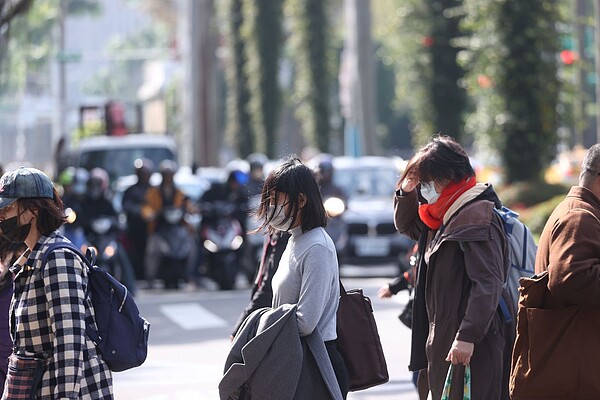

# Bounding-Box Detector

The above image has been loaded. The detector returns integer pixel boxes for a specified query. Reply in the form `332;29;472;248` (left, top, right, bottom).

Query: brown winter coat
510;186;600;399
395;184;509;400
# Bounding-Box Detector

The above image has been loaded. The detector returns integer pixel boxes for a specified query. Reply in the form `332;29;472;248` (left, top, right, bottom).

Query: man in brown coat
510;144;600;399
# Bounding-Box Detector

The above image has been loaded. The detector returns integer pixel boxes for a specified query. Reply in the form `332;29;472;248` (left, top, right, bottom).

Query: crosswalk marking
159;303;227;330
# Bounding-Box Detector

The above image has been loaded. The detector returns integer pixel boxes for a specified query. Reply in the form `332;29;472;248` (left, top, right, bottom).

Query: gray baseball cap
0;167;54;209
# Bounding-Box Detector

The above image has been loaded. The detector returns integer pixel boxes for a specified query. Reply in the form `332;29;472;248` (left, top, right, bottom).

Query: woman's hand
401;169;418;193
378;285;393;299
446;339;474;366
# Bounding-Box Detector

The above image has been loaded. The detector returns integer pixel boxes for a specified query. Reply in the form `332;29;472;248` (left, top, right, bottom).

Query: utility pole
180;0;218;167
340;0;378;156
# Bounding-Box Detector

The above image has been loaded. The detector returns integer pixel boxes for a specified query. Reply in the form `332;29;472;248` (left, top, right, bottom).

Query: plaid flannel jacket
9;233;113;399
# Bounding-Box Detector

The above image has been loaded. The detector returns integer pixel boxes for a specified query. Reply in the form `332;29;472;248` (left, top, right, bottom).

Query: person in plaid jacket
0;167;113;399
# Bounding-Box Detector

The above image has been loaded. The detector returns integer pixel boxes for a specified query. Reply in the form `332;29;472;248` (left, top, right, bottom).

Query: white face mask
419;181;440;204
268;205;293;231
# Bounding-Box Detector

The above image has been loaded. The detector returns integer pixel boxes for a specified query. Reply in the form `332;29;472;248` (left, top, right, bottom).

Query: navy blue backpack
42;241;150;372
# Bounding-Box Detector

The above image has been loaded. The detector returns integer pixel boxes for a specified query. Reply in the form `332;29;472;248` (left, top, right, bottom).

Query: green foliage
496;181;569;209
374;0;468;149
0;0;100;95
374;0;433;147
426;0;468;144
519;194;565;239
82;24;170;101
243;0;284;158
286;0;332;152
461;0;562;183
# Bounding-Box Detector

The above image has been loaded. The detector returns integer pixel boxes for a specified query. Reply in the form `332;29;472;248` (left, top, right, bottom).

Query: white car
332;156;414;269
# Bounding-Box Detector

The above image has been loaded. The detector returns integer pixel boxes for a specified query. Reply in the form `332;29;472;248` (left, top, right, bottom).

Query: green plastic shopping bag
441;364;471;400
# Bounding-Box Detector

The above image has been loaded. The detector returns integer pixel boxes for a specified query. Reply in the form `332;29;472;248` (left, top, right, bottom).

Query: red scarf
418;176;477;230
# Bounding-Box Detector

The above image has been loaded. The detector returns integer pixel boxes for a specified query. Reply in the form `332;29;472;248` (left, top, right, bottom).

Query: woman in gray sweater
254;156;349;398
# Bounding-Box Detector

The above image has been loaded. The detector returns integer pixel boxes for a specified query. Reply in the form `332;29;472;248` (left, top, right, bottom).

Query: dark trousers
325;340;349;399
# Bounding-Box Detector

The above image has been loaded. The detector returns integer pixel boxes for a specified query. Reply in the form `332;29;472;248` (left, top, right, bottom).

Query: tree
0;0;99;95
462;0;562;183
373;0;468;148
243;0;284;158
0;0;33;71
286;0;332;152
427;0;468;145
222;0;254;158
0;0;33;28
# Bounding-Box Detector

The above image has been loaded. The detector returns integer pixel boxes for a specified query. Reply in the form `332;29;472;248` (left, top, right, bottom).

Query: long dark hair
254;156;327;234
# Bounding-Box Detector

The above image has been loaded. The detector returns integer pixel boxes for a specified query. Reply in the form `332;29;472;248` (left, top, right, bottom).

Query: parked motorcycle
154;206;195;290
200;200;244;290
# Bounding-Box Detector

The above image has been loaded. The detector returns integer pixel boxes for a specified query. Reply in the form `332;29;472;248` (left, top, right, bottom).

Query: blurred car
332;156;415;270
70;134;178;184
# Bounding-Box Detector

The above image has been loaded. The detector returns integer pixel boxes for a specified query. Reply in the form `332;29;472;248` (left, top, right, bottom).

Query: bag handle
339;279;347;298
441;364;471;400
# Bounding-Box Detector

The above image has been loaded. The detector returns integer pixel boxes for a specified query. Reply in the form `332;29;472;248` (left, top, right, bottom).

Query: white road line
159;303;227;330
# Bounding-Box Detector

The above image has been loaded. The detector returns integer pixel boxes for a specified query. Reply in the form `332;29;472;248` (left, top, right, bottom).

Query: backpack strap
40;241;105;344
40;241;95;297
492;207;515;324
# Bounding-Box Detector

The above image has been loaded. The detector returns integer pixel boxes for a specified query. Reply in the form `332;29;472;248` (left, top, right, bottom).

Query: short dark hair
580;144;600;186
255;156;327;234
404;135;475;185
18;188;67;235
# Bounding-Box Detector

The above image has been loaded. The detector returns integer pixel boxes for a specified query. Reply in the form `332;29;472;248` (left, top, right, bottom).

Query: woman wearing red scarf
394;136;512;400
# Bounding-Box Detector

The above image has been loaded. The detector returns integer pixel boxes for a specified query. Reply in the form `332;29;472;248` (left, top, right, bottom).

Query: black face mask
0;215;31;245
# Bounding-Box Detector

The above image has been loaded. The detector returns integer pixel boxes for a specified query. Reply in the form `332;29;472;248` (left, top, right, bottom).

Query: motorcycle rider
200;169;250;233
79;167;137;295
141;160;193;289
78;168;117;235
199;169;250;288
314;158;348;262
315;158;347;201
245;157;266;198
58;167;88;249
122;158;154;281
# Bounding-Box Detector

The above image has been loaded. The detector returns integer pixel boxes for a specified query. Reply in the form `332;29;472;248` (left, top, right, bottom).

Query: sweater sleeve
295;244;337;336
43;250;87;399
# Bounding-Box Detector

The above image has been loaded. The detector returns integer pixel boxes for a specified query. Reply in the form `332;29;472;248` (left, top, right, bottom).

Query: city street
111;269;419;400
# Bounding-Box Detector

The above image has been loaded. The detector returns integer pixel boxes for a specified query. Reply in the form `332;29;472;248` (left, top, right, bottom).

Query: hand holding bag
336;280;389;391
441;364;471;400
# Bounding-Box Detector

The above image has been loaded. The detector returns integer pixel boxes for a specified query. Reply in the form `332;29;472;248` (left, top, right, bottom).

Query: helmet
58;167;76;186
134;158;155;174
159;159;178;175
72;168;90;196
228;169;249;186
246;153;268;170
317;160;334;173
88;167;109;192
314;156;334;184
249;160;264;172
